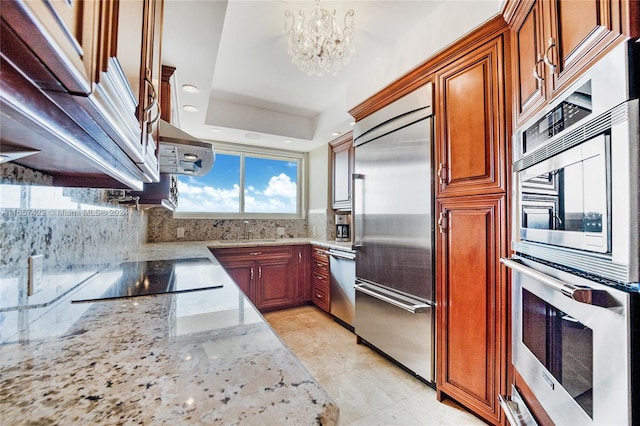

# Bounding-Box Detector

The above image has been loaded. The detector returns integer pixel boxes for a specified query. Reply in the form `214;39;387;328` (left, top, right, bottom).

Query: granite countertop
0;241;339;424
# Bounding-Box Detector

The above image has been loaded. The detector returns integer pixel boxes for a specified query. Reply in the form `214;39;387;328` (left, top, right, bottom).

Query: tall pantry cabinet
433;22;510;425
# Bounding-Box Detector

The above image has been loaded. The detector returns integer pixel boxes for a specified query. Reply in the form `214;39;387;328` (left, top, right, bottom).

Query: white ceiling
161;0;503;152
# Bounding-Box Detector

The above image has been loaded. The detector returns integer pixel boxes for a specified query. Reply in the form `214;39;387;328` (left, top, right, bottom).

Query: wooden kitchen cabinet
433;24;510;426
435;194;508;424
330;132;355;211
506;0;632;127
310;246;330;312
0;0;164;189
212;245;309;313
434;34;507;198
294;245;310;304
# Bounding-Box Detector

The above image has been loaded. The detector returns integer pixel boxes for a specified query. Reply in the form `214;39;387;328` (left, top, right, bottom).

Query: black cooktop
72;257;223;303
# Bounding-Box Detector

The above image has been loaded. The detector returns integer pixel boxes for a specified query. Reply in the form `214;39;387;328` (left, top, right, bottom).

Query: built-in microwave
511;40;639;285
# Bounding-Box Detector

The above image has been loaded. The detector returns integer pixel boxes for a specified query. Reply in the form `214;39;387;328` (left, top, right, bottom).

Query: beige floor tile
264;306;485;426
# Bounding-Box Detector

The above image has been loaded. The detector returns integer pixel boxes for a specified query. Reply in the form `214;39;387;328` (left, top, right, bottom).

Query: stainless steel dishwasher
328;248;356;329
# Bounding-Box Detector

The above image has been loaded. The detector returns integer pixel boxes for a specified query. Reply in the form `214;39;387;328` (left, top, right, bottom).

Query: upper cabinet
507;0;633;127
434;35;507;198
330;131;354;211
0;0;163;190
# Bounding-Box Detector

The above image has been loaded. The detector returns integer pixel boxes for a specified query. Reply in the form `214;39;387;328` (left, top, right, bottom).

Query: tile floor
264;305;486;425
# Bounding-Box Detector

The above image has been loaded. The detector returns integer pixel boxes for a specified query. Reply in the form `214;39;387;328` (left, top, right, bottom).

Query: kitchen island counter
0;242;339;425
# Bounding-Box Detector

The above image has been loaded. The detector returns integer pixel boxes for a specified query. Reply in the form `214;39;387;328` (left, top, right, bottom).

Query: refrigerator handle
351;173;364;250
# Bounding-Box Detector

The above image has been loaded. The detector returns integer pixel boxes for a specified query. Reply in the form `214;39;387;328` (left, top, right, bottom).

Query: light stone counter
0;241;339;425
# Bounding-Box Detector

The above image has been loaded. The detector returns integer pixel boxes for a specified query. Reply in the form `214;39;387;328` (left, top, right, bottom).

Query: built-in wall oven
501;39;640;425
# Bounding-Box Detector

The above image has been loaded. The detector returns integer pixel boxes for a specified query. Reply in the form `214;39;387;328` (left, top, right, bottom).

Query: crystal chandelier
284;1;355;77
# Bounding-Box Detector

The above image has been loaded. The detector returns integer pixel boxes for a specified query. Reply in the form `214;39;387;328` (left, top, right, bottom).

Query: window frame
173;142;307;220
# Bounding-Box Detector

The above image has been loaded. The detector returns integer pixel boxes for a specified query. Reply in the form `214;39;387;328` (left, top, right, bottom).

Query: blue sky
177;153;298;213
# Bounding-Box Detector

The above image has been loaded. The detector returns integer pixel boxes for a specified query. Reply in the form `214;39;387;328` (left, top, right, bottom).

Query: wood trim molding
349;15;509;122
160;65;176;122
328;130;353;147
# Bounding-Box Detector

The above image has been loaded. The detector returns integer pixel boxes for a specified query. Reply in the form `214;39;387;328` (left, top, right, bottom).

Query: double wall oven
501;40;639;425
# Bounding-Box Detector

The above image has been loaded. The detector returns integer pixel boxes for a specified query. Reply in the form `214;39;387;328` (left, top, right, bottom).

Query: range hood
158;119;214;176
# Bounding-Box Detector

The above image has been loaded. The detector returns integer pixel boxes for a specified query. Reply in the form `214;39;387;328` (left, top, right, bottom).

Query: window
174;145;304;218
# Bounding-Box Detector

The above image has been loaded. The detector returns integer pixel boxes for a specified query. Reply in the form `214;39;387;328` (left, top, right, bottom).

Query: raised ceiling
161;1;503;152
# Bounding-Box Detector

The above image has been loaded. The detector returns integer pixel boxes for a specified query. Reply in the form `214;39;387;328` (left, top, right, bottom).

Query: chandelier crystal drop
284;1;355;77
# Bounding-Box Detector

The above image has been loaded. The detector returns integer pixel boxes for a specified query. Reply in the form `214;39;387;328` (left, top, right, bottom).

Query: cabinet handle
258;267;262;279
144;76;161;133
533;54;545;85
438;210;448;234
316;293;323;299
437;163;447;186
315;274;325;281
298;252;302;263
543;37;557;74
251;267;254;280
250;251;262;256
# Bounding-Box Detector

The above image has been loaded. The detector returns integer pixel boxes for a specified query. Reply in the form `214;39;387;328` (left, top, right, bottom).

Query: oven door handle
501;258;608;307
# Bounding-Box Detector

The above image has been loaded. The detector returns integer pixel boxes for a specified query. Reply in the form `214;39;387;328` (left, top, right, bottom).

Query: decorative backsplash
0;164;147;310
147;208;309;242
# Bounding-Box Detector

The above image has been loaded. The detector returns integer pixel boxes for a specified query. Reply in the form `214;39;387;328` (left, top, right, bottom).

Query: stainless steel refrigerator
352;83;435;384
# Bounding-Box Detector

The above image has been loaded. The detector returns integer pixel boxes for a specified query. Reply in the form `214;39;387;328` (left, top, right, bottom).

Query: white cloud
263;173;297;198
176;172;297;214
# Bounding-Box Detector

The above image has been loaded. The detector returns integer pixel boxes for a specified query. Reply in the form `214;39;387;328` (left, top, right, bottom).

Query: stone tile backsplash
0;168;146;310
147;208;308;242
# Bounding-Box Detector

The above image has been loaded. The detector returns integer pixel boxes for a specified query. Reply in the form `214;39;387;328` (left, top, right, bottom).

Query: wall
307;142;334;241
0;163;146;312
346;1;502;110
146;207;307;242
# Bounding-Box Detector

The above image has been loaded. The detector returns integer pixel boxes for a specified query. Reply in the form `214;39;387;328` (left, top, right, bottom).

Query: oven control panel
523;80;593;155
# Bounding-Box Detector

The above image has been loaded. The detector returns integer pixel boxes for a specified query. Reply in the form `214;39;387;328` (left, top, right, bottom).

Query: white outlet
28;254;44;296
177;227;185;238
276;226;285;236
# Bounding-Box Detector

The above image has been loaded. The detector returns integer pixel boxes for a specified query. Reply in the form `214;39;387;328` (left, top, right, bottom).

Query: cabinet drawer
311;257;329;273
311;284;330;312
212;246;292;261
311;246;329;265
311;269;329;290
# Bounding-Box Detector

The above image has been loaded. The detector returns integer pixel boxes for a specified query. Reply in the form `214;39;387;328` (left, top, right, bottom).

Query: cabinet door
255;257;294;312
435;194;507;424
330;132;354;210
219;259;254;302
546;0;623;95
435;35;507;198
511;0;547;126
294;245;310;303
116;0;161;183
1;0;98;94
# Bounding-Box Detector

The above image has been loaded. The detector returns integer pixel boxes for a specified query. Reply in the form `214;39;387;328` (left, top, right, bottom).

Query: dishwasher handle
328;249;356;261
355;282;432;314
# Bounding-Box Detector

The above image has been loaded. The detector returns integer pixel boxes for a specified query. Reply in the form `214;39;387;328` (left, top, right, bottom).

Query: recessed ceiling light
284;139;293;144
245;133;260;140
331;131;341;136
349;121;356;126
183;105;199;112
182;84;199;94
210;127;222;133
